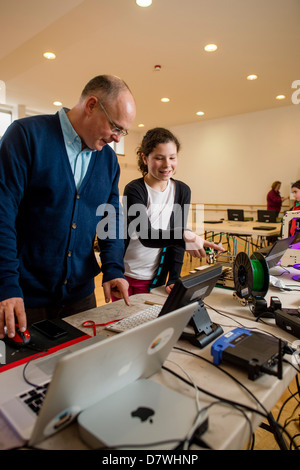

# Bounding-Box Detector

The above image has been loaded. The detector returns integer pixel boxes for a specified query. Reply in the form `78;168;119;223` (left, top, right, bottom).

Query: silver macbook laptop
0;302;197;448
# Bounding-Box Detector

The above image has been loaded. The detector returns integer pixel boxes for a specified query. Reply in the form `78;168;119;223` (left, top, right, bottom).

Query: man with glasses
0;75;136;340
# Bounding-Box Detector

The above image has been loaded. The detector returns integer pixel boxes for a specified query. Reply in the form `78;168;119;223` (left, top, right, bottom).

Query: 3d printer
280;210;300;266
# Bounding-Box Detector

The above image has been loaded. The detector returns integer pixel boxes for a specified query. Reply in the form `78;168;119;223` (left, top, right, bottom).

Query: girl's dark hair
292;180;300;190
137;127;181;176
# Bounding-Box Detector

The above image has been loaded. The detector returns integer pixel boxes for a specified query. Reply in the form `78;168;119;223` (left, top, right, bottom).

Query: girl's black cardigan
123;177;191;288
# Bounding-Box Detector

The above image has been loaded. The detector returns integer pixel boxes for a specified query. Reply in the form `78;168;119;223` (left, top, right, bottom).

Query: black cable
270;285;300;292
204;298;300;447
171;346;297;449
290;433;300;450
205;301;294;359
296;374;300;396
22;350;49;388
206;300;300;358
283;358;300;374
162;364;256;450
173;346;269;415
204;301;246;328
163;363;268;421
276;388;300;423
274;375;300;450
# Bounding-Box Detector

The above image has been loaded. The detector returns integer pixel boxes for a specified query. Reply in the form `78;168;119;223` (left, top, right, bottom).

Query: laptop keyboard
106;304;163;332
18;382;50;415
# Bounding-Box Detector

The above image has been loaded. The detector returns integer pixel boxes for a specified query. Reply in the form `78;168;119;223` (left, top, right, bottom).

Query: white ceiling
1;0;300;132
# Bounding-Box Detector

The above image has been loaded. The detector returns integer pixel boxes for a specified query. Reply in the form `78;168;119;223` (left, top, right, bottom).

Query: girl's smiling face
292;186;300;202
142;142;178;186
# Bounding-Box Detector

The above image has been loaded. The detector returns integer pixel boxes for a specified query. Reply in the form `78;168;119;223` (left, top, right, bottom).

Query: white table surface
0;266;299;450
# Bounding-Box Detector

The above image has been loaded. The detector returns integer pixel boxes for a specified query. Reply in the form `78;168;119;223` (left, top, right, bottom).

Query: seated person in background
289;180;300;235
111;127;224;301
267;181;288;217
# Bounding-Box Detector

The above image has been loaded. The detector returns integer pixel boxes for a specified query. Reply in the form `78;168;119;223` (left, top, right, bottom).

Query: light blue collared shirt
58;107;94;189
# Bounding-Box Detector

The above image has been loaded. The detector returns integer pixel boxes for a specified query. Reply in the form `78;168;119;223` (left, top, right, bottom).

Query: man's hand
0;297;27;339
183;230;225;258
102;278;130;306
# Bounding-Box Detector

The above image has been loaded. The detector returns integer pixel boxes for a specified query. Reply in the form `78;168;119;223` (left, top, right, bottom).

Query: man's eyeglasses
96;98;128;137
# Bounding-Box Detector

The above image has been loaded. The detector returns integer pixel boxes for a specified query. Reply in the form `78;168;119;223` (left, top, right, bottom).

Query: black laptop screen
257;210;277;223
265;234;297;268
227;209;244;221
159;264;222;316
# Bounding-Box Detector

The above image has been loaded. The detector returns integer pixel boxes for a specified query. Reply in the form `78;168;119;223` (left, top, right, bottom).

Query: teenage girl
111;127;223;301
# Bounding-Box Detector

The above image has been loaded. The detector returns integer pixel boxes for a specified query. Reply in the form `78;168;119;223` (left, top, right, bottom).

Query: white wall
169;105;300;205
118;104;300;207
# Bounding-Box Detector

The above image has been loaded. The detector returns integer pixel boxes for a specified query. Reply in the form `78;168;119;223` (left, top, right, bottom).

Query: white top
124;180;175;280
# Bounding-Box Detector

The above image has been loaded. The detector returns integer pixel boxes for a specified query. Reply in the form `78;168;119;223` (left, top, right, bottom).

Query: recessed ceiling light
136;0;152;6
43;52;56;60
247;74;258;80
196;111;205;116
204;44;218;52
161;98;170;102
138;123;145;127
53;101;62;106
276;94;286;100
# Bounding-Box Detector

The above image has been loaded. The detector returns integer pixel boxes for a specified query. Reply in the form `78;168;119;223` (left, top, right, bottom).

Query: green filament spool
233;251;269;299
251;259;265;291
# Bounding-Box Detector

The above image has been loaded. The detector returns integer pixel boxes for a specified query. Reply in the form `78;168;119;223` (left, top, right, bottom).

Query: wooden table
204;220;282;254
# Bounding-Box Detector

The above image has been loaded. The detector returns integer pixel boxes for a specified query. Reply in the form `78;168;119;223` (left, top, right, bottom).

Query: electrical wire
205;300;300;354
173;346;269;416
165;358;209;449
162;363;257;449
22;350;49;388
169;346;297;449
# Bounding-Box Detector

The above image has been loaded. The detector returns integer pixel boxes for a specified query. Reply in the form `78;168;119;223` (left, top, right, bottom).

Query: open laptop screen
159;264;222;316
257;210;277;223
227;209;244;221
265;234;297;268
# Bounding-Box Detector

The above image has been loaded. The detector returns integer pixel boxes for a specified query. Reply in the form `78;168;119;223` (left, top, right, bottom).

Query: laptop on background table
227;209;244;221
257;210;277;223
0;302;199;449
257;234;297;268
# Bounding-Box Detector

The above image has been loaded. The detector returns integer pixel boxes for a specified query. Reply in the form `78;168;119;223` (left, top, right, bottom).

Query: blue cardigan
0;113;125;307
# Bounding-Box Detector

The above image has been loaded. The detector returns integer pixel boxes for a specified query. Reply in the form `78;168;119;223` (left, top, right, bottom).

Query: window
108;137;125;156
0;109;12;138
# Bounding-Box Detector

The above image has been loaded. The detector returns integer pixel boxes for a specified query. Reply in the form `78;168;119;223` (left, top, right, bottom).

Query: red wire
82;318;123;336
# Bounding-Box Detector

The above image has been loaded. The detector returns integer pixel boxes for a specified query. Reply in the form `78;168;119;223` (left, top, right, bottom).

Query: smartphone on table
32;320;68;340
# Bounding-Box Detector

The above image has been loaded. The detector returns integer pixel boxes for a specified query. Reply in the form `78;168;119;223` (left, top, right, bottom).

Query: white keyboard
106;304;163;332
